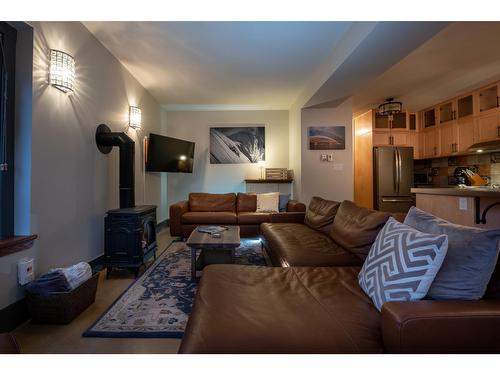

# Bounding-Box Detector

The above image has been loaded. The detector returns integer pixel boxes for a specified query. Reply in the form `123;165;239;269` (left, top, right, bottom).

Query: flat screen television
146;133;195;173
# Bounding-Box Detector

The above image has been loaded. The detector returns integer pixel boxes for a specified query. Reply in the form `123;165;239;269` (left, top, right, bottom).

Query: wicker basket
26;272;99;324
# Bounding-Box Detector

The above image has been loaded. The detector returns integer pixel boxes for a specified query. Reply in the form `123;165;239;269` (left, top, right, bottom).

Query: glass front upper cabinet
439;102;454;123
391;112;407;129
374;113;390;129
409;113;417;130
479;85;499;113
424;108;436;128
457;94;473;118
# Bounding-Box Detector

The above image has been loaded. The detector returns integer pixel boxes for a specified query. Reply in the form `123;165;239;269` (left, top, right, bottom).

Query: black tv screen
146;133;195;173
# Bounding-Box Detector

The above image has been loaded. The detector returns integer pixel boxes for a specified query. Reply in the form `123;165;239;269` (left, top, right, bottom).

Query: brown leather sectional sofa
169;192;306;238
179;198;500;353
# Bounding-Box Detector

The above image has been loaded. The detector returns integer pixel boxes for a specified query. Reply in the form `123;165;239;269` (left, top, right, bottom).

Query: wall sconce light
49;49;75;94
129;106;142;129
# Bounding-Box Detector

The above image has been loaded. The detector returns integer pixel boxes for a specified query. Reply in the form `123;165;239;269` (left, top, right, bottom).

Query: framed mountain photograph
210;126;265;164
308;126;345;150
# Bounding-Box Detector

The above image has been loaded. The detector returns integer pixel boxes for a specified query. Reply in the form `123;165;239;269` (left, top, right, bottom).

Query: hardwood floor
13;229;182;354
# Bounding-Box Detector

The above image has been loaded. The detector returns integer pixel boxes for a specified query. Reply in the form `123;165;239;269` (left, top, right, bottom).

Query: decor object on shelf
358;217;448;311
257;160;265;179
210;126;265;164
129;106;142;129
378;97;402;116
308;126;345;150
265;167;288;180
49;49;75;94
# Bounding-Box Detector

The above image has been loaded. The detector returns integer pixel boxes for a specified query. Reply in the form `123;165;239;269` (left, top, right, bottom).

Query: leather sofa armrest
287;200;306;212
381;300;500;353
169;200;189;237
269;212;305;223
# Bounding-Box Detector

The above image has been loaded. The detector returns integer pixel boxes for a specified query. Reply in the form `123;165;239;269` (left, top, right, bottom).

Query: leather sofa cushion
304;196;340;234
181;212;237;224
237;212;271;225
261;223;362;267
330;200;391;260
178;265;383;354
237;193;257;212
189;193;236;212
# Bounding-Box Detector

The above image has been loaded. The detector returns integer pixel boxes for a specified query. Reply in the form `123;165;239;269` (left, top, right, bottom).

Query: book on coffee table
196;226;228;235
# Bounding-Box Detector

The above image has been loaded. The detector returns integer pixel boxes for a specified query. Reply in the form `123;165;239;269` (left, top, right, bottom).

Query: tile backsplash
414;152;500;186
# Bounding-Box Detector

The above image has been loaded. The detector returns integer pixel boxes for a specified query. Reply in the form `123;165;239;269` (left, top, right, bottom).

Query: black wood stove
104;205;157;278
96;124;158;278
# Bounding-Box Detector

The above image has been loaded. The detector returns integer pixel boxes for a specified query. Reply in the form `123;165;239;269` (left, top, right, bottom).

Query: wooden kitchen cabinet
391;131;409;145
423;108;437;128
478;84;499;114
373;131;408;146
457;94;473;118
434;119;474;157
422;128;439;158
407;132;420;159
391;112;407;129
475;112;500;142
439;123;457;155
456;117;475;152
374;113;390;129
439;101;456;124
373;131;391;146
409;113;417;130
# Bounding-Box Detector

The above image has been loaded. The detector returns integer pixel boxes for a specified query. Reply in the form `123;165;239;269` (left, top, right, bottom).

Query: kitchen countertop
411;187;500;198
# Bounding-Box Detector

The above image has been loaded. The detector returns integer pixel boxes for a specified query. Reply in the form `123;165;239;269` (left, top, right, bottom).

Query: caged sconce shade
49;49;75;94
129;106;142;129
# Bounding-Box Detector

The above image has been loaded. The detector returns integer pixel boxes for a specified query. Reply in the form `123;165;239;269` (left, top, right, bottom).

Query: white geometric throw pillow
358;217;448;311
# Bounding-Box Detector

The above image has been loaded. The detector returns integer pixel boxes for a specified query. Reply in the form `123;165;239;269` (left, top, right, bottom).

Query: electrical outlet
459;197;468;211
320;154;328;162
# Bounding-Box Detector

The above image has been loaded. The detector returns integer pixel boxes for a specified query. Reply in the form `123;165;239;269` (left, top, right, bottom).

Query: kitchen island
411;187;500;229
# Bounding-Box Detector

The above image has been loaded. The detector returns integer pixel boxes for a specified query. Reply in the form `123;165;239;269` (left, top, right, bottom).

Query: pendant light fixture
378;98;402;116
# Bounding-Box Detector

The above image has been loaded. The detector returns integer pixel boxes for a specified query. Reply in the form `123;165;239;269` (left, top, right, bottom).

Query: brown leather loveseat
179;198;500;353
169;192;306;238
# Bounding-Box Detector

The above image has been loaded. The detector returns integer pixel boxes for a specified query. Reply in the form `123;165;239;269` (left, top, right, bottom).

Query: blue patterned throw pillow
359;217;449;311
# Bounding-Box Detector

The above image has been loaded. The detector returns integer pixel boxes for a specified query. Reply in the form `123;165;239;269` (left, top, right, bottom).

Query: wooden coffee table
186;226;241;281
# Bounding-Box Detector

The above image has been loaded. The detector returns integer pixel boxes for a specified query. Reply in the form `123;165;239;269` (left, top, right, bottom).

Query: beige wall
288;23;377;202
163;110;289;211
0;22;163;309
301;100;354;206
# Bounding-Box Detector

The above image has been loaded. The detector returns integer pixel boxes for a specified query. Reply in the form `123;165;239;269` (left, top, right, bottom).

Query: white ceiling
352;22;500;114
84;21;352;109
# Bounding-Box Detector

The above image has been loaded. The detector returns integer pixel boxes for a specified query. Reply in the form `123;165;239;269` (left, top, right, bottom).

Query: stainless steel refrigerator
373;146;414;213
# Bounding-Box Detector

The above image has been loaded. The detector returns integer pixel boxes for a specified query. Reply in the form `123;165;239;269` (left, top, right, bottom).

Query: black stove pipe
95;124;135;208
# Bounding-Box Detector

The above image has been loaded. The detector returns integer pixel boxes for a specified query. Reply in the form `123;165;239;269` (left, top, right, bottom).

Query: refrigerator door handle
393;150;398;193
394;148;400;194
381;197;414;203
397;148;402;194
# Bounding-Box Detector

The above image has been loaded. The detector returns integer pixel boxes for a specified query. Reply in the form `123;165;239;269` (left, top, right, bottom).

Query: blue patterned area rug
83;238;266;338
